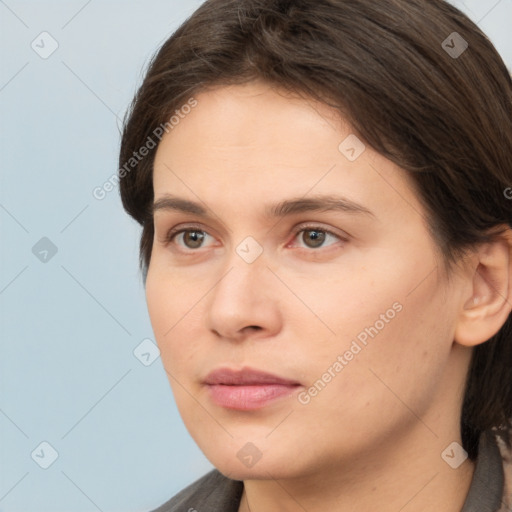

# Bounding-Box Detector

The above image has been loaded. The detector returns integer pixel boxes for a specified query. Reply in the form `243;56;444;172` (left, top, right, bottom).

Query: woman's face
146;81;470;480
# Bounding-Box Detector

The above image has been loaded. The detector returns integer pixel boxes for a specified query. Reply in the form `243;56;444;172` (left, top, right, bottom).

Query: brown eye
301;229;327;248
180;230;206;249
292;226;343;250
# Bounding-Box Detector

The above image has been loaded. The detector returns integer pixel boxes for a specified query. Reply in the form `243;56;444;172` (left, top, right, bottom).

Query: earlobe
454;228;512;347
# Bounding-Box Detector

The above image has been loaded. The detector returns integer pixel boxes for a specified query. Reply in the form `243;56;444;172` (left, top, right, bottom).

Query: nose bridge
213;244;268;308
206;242;281;338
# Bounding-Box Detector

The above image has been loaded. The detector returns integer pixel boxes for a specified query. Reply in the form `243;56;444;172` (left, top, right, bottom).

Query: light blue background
0;1;511;510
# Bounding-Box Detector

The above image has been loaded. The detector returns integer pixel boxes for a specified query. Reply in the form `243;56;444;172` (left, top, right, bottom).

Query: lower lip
206;384;300;410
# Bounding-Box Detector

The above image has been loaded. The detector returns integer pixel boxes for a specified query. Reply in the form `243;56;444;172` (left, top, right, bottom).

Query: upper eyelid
289;223;350;245
288;226;346;249
295;223;346;236
166;225;214;242
153;211;234;237
154;207;352;237
165;222;344;237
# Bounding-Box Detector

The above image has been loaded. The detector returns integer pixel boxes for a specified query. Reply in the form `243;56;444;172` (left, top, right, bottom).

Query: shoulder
150;469;244;512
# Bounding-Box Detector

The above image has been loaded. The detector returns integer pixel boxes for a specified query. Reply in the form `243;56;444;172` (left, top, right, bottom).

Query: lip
204;367;302;410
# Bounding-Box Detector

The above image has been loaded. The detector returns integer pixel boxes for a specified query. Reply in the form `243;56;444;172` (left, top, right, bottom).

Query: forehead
152;81;425;226
156;81;345;164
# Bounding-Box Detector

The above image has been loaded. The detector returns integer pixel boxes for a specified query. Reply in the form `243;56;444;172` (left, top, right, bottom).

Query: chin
216;461;293;482
201;443;305;482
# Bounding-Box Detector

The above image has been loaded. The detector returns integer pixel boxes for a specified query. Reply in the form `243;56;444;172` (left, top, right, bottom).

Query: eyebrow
152;194;375;219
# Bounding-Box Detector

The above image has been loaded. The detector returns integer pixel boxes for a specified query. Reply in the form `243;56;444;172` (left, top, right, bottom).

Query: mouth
203;367;302;410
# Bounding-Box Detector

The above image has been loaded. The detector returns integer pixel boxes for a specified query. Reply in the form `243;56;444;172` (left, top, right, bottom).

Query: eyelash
164;223;346;251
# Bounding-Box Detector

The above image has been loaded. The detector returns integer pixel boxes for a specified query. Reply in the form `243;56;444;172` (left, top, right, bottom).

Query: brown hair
119;0;512;458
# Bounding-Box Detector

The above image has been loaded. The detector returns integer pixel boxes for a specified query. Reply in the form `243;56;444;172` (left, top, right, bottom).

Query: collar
461;429;504;512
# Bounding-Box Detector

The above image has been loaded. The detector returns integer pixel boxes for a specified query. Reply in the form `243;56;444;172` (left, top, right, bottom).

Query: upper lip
204;367;301;386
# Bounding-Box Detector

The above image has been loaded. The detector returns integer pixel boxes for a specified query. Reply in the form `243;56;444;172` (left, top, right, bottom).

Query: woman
119;0;512;510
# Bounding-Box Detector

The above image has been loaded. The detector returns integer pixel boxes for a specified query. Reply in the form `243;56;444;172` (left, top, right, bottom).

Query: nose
206;252;282;342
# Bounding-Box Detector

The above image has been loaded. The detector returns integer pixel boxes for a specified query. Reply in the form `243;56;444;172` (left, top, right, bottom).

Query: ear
454;227;512;347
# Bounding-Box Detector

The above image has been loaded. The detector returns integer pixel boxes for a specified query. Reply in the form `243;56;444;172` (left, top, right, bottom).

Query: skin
146;81;512;512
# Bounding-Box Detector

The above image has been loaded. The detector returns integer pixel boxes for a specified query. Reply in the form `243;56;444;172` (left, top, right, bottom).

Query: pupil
185;231;204;248
304;230;325;248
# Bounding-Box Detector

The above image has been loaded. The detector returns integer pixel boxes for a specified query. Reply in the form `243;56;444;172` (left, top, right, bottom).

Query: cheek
146;269;185;360
290;248;454;397
145;266;210;377
313;274;455;423
277;255;403;343
145;270;171;339
146;260;199;336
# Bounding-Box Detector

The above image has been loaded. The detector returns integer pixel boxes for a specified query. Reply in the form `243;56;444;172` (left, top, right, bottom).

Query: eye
292;227;343;249
168;228;216;250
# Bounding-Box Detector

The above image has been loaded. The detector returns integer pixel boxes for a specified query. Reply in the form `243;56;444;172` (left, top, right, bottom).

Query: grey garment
461;430;505;512
152;431;505;512
151;469;243;512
